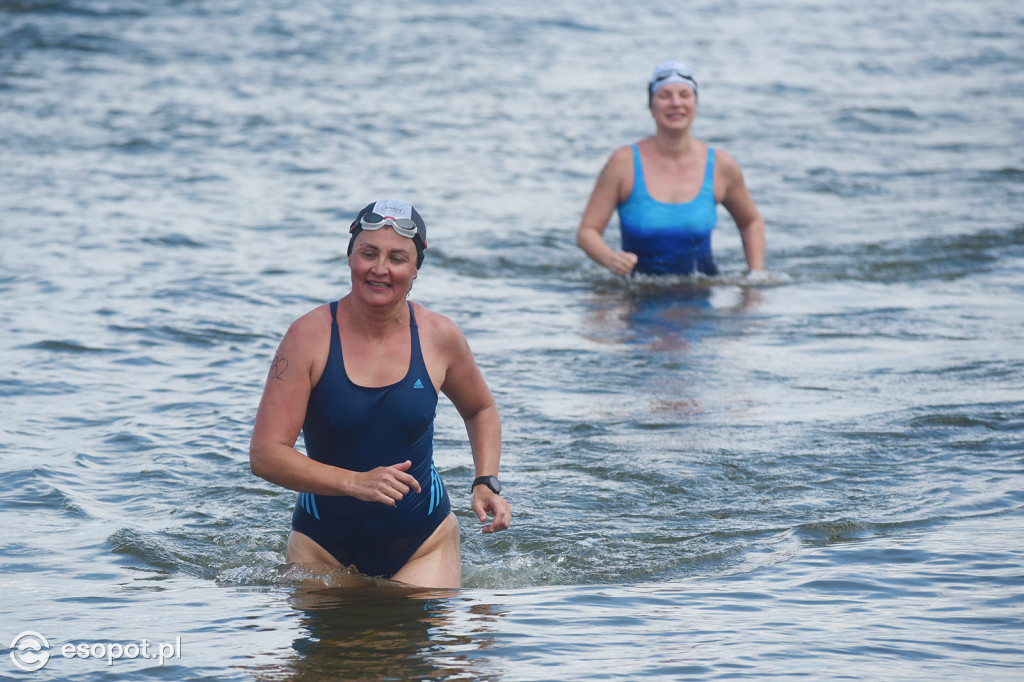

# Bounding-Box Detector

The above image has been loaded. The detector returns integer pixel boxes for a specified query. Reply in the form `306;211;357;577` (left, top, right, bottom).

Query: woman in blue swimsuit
250;200;511;588
576;61;767;277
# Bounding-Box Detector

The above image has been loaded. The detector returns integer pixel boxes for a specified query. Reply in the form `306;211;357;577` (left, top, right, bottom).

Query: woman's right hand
606;250;639;276
350;460;422;506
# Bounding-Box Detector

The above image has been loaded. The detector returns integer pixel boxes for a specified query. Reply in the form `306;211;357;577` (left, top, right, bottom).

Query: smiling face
348;226;419;305
650;81;698;130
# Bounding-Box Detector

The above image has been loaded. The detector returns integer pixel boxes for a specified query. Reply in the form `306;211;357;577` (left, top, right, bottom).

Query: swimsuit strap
330;299;341;346
407;301;426;375
630;144;650;201
700;147;715;198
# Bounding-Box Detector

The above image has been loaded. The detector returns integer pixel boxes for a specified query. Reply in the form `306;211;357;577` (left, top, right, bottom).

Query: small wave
216;563;327;587
141;233;208;248
0;1;147;19
0;377;77;397
793;518;869;545
107;527;181;573
216;563;406;591
463;552;566;590
20;339;113;353
981;166;1024;183
583;270;790;299
802;166;885;198
908;409;1021;431
0;23;45;52
0;467;88;519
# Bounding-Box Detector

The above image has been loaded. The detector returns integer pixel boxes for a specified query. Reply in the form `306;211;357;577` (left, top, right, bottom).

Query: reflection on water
585;278;765;351
581;279;767;418
245;584;506;681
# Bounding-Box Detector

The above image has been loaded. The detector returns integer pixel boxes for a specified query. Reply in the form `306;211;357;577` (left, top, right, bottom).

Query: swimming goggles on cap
651;69;698;90
352;212;421;240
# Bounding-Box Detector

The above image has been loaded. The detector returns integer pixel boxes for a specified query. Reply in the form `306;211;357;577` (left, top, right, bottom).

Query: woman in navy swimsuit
576;61;767;277
250;200;511;588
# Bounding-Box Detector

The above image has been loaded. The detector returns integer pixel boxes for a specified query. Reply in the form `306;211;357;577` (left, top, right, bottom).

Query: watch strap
471;475;501;494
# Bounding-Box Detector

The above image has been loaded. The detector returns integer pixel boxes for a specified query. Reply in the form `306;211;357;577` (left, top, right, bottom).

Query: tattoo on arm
269;354;289;381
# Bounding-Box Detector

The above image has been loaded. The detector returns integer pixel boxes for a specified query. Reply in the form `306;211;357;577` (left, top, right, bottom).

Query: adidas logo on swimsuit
427;466;445;515
299;492;320;520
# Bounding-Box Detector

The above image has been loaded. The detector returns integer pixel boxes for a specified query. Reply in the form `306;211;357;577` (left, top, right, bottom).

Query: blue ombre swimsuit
292;300;451;578
617;145;720;276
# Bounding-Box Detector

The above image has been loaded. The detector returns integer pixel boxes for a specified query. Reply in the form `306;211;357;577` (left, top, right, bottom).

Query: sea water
2;0;1023;679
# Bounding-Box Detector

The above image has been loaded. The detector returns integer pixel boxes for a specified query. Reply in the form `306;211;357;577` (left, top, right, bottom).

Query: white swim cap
348;199;427;267
648;61;699;99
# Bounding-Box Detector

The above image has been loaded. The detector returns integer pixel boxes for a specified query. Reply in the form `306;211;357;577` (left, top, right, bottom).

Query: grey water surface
2;0;1023;679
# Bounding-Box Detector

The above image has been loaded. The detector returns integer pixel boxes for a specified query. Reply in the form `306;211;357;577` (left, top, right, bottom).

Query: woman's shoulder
710;146;740;167
294;300;333;326
711;147;744;181
600;144;638;179
410;302;470;354
610;142;640;163
280;301;334;346
411;302;461;337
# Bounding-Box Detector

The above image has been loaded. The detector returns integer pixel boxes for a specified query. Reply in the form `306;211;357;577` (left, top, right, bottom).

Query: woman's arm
437;318;511;533
576;147;639;276
717;150;766;272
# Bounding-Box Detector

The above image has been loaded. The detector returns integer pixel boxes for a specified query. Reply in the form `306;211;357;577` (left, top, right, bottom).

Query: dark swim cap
346;199;427;268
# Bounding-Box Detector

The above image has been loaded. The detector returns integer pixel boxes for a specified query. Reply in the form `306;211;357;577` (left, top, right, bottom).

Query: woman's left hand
472;489;511;534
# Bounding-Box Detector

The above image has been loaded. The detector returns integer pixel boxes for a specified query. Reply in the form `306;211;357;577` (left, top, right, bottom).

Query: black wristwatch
471;475;501;494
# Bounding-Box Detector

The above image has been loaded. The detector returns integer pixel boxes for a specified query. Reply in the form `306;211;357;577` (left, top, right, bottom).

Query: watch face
474;476;501;494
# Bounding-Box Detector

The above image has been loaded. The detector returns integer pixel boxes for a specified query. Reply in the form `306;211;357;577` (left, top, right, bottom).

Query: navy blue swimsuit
292;300;451;578
617;144;720;275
